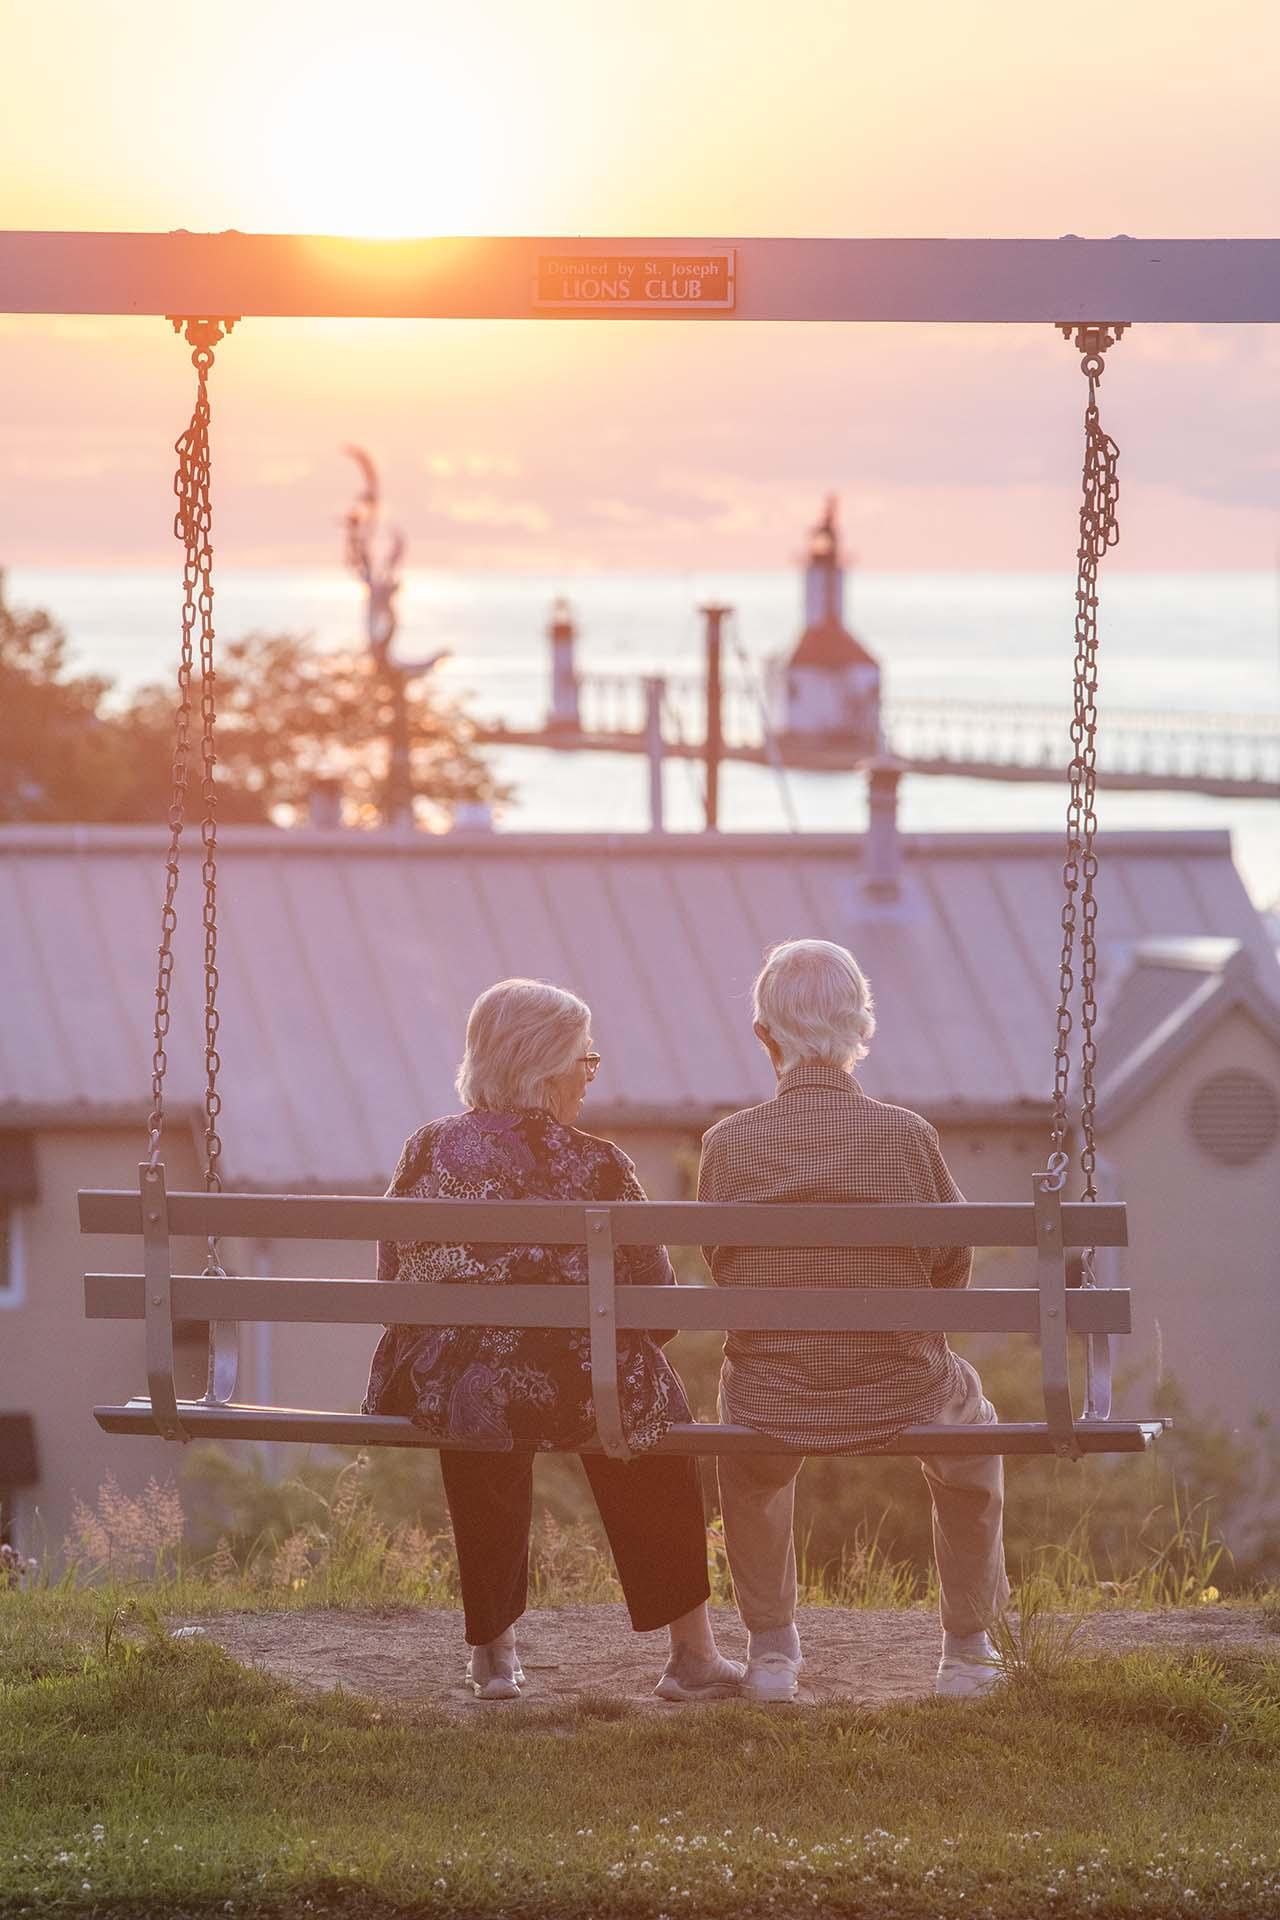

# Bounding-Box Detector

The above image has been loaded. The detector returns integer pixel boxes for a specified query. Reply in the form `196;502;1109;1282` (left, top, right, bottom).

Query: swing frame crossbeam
80;1174;1166;1463
3;231;1280;322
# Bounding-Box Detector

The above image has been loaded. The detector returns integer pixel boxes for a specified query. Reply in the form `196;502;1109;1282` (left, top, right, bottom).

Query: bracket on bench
139;1161;242;1438
140;1162;186;1443
1033;1173;1079;1460
586;1208;631;1461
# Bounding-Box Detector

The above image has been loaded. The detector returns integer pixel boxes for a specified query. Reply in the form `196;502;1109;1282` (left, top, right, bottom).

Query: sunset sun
264;42;502;235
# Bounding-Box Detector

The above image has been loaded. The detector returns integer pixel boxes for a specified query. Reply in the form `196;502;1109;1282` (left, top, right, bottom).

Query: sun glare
264;44;505;237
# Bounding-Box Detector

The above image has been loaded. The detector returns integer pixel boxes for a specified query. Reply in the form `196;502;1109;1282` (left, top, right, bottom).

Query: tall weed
799;1518;929;1611
991;1574;1088;1690
64;1471;184;1579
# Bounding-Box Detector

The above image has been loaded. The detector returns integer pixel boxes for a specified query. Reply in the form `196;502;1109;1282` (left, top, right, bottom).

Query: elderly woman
364;977;741;1703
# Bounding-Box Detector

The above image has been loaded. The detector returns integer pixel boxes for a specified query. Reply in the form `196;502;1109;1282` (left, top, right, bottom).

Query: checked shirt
697;1063;970;1453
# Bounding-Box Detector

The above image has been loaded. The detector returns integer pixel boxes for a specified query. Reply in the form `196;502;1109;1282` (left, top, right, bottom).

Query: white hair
752;939;876;1072
455;978;591;1113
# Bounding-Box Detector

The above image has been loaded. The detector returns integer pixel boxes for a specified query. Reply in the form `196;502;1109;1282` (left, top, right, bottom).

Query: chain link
1048;323;1125;1202
147;318;236;1194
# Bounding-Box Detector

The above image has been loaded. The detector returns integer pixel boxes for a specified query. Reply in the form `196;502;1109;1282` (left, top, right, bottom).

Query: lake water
9;565;1280;907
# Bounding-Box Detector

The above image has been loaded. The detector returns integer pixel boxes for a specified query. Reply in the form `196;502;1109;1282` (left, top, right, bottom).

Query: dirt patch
187;1604;1275;1716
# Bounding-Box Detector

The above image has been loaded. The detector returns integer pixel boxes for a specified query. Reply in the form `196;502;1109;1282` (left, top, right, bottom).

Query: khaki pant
716;1355;1011;1637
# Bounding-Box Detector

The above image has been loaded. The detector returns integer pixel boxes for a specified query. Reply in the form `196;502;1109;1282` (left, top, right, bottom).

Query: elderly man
698;938;1010;1703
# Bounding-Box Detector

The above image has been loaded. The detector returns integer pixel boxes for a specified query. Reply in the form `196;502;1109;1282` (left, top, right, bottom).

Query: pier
474;670;1280;803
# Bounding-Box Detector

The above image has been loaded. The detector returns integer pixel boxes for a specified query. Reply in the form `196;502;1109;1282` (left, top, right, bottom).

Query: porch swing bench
80;1174;1165;1462
48;237;1187;1468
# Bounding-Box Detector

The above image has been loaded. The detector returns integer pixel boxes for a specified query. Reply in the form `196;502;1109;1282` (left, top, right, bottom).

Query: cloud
3;320;1279;571
433;493;552;533
588;498;651;526
255;459;314;486
9;451;118;481
423;453;522;479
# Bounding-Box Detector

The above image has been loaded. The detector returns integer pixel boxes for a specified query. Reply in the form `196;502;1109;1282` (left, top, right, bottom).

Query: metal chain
147;317;236;1196
1046;322;1125;1199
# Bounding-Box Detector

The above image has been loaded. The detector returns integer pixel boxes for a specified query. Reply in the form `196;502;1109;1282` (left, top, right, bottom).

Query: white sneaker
935;1651;1005;1699
743;1651;803;1703
466;1645;526;1700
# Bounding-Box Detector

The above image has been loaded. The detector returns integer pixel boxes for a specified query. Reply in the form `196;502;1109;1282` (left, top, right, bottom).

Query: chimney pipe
644;676;666;833
863;758;902;898
308;778;343;831
453;799;496;832
701;603;730;832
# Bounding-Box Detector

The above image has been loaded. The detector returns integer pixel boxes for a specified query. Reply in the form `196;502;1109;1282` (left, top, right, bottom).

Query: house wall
2;1126;205;1558
1106;1007;1280;1438
1;1123;397;1555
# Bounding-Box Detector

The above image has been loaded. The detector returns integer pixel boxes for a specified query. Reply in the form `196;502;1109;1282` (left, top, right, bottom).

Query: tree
205;632;504;828
0;574;504;827
0;571;115;820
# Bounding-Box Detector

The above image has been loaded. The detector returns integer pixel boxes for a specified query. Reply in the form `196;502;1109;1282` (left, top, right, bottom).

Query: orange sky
2;0;1279;570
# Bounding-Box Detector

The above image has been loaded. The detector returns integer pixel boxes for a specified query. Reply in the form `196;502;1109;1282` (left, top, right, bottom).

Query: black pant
440;1448;712;1646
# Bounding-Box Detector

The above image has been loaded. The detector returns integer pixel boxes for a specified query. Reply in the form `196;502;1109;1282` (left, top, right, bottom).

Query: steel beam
93;1400;1168;1454
3;233;1280;322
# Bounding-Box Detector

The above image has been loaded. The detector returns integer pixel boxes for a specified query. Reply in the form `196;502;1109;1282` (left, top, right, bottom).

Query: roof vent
1187;1069;1279;1167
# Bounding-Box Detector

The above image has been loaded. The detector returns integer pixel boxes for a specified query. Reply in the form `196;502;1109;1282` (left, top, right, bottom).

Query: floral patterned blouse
362;1108;693;1451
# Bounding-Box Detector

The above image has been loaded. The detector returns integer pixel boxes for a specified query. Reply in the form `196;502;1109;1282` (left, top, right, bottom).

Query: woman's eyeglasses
579;1052;602;1081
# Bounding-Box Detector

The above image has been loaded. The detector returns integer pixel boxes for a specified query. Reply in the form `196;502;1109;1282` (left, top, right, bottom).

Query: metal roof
1094;939;1245;1082
1;825;1275;1188
1096;939;1280;1127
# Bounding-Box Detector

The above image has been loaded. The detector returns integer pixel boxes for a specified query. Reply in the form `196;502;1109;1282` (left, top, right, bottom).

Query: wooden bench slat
92;1400;1165;1455
78;1190;1128;1249
83;1273;1133;1334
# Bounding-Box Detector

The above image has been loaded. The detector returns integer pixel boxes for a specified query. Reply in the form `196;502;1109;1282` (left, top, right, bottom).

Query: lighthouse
547;595;581;730
766;498;882;753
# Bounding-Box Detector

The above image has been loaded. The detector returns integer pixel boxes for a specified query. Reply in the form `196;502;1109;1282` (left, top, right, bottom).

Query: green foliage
1148;1373;1280;1571
0;571;115;820
0;574;502;825
211;631;504;825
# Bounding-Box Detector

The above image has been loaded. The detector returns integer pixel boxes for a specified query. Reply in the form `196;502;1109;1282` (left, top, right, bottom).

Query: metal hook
167;316;239;371
1040;1150;1070;1194
1056;321;1129;381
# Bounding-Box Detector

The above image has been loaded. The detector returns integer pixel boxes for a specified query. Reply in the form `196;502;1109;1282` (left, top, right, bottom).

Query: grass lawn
3;1591;1280;1918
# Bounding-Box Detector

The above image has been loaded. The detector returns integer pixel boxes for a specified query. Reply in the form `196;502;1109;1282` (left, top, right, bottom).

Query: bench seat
92;1399;1167;1455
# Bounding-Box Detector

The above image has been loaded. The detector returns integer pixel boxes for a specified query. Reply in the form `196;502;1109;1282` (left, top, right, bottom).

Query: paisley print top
362;1108;692;1451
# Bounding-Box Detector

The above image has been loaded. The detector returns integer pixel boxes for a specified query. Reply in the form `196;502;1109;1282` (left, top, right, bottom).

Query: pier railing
468;666;1280;800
